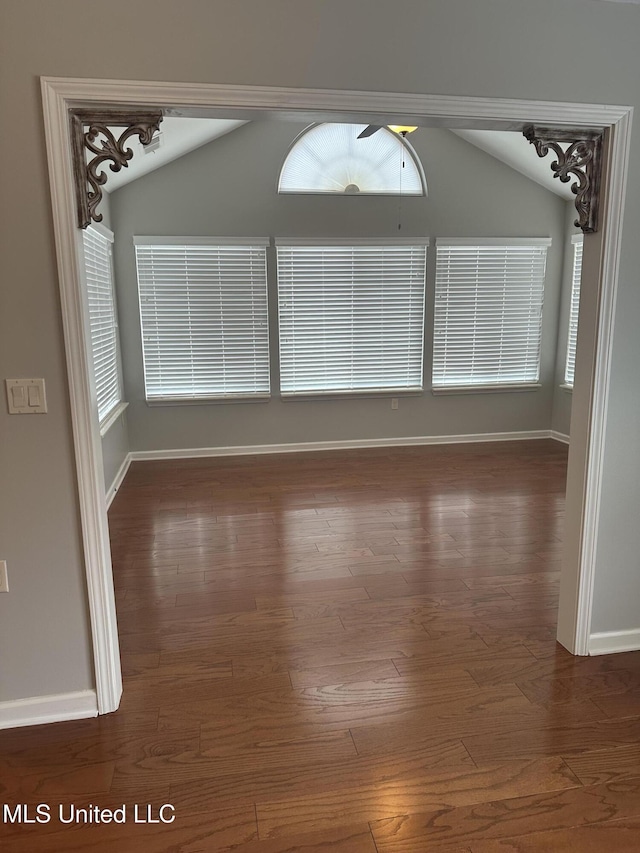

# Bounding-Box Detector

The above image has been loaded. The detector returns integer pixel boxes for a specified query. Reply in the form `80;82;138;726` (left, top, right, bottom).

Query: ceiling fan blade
357;125;382;139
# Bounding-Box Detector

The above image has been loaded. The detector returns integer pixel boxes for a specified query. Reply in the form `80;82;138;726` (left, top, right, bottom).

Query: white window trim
134;238;271;403
276;238;428;398
280;388;425;403
432;383;542;395
145;394;270;407
432;237;551;392
98;400;129;436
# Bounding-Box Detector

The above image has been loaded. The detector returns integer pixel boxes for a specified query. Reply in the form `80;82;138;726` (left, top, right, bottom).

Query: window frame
431;237;551;393
278;123;426;196
276;237;428;399
134;236;271;404
82;223;126;433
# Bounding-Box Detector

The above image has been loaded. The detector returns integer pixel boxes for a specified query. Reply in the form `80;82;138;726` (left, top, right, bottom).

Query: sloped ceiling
104;117;247;192
452;129;574;200
103;117;572;201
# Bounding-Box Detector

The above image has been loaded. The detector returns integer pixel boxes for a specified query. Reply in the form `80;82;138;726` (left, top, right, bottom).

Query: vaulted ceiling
104;117;571;201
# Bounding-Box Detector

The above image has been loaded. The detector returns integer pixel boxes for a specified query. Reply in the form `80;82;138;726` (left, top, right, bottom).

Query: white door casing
40;77;632;713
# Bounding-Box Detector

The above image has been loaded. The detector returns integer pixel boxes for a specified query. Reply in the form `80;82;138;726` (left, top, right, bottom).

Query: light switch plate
6;379;47;414
0;561;8;593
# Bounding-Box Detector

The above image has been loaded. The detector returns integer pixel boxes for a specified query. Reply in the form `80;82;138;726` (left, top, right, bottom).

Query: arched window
278;123;426;196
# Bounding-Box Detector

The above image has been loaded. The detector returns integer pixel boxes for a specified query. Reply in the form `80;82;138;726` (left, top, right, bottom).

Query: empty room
3;2;640;852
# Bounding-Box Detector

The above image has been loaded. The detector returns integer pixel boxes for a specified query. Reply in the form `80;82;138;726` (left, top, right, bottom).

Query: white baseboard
588;628;640;656
550;430;570;444
0;690;98;730
105;453;132;508
130;430;556;461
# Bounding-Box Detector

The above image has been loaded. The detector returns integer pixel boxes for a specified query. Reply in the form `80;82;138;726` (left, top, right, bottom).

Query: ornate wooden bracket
523;126;603;233
70;109;163;229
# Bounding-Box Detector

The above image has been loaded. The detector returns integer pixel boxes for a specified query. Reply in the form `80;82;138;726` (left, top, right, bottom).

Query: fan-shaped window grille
278;124;426;196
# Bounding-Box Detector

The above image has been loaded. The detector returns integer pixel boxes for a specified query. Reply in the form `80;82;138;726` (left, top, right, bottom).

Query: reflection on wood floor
3;440;640;851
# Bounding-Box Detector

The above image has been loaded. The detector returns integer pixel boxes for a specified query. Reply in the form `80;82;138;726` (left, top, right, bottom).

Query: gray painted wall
95;193;112;231
110;122;566;452
2;0;640;704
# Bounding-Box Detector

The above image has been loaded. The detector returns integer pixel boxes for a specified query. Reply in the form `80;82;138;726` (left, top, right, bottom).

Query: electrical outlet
391;398;399;410
0;561;8;593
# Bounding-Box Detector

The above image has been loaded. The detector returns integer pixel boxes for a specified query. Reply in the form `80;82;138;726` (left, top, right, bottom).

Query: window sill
146;394;271;407
99;401;129;437
280;388;423;402
559;383;574;393
432;383;542;396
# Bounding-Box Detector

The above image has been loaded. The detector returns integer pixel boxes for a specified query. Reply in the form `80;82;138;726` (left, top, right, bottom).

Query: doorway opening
41;77;631;714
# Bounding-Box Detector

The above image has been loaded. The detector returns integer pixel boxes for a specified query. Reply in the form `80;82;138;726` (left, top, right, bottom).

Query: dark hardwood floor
3;440;640;851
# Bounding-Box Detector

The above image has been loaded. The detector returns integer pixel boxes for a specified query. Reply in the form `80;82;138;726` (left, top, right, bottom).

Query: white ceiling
102;117;573;202
453;129;574;200
104;117;246;192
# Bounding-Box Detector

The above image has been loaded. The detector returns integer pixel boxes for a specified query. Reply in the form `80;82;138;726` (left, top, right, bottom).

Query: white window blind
83;225;122;423
134;238;270;401
276;240;427;395
564;235;583;388
432;239;550;389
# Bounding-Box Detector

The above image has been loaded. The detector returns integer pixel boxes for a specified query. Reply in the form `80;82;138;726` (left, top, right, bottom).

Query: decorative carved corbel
70;110;163;229
523;126;603;233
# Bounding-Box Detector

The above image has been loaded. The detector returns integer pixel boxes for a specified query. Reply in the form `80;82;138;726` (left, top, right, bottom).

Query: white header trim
133;235;270;247
87;222;114;243
275;237;429;247
40;76;632;128
436;237;552;247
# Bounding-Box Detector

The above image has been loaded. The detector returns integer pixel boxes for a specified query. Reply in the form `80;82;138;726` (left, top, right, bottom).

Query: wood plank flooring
3;440;640;851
